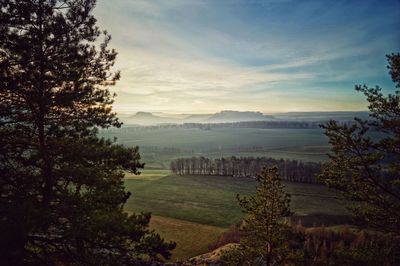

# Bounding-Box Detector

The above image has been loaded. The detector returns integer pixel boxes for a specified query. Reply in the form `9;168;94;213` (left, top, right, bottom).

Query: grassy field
149;215;225;261
124;169;171;180
124;170;347;228
101;127;331;167
106;127;345;260
124;170;348;260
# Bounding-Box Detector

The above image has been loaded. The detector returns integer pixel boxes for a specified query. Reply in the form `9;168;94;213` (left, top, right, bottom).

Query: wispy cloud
94;0;400;113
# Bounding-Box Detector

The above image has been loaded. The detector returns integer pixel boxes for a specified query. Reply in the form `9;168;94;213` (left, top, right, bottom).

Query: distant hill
182;114;213;123
121;110;276;125
123;112;176;125
206;110;275;123
119;110;370;125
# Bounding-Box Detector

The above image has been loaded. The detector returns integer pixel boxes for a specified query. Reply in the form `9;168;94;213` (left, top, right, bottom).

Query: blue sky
94;0;400;114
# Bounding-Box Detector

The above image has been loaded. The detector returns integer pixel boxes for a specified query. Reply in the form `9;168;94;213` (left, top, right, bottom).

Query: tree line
214;222;400;265
182;121;322;129
109;120;358;130
170;156;322;183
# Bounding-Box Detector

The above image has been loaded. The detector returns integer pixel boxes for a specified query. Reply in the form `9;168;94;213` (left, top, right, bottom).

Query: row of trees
170;156;322;183
132;120;357;130
108;120;359;130
182;121;322;129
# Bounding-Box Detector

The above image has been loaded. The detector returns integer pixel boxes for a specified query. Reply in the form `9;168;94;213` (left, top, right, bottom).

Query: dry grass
149;215;225;262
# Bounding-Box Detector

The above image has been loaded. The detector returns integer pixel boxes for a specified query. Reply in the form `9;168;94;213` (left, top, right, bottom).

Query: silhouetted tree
0;0;175;265
320;53;400;235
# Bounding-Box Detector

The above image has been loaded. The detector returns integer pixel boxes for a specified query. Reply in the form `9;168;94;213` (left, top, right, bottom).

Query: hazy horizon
94;0;399;114
116;109;370;116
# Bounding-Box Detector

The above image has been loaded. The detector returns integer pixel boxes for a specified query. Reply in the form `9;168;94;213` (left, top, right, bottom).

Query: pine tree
222;167;292;265
320;53;400;235
0;0;175;265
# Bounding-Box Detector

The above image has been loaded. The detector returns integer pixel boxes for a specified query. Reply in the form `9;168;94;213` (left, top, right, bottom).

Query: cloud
94;0;400;113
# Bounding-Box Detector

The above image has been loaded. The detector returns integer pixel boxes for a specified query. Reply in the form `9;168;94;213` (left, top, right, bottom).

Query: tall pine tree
320;53;400;235
222;167;293;266
0;0;175;265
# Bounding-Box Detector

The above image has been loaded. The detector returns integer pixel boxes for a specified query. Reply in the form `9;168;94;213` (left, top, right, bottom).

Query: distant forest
182;121;322;129
170;156;323;184
118;120;357;130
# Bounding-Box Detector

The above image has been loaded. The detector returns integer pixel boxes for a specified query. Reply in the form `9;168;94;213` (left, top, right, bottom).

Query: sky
94;0;400;114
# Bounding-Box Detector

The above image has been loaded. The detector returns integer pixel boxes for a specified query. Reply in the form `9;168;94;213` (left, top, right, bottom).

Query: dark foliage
0;0;175;265
217;224;400;266
296;225;400;266
320;53;400;235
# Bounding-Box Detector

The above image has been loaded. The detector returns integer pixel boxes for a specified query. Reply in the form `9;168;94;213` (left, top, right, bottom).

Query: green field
110;127;328;150
109;127;343;260
124;170;348;260
125;170;346;227
101;127;331;168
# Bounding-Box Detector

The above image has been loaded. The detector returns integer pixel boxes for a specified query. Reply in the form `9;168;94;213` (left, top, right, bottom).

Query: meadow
110;127;347;260
101;127;331;169
124;169;348;261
